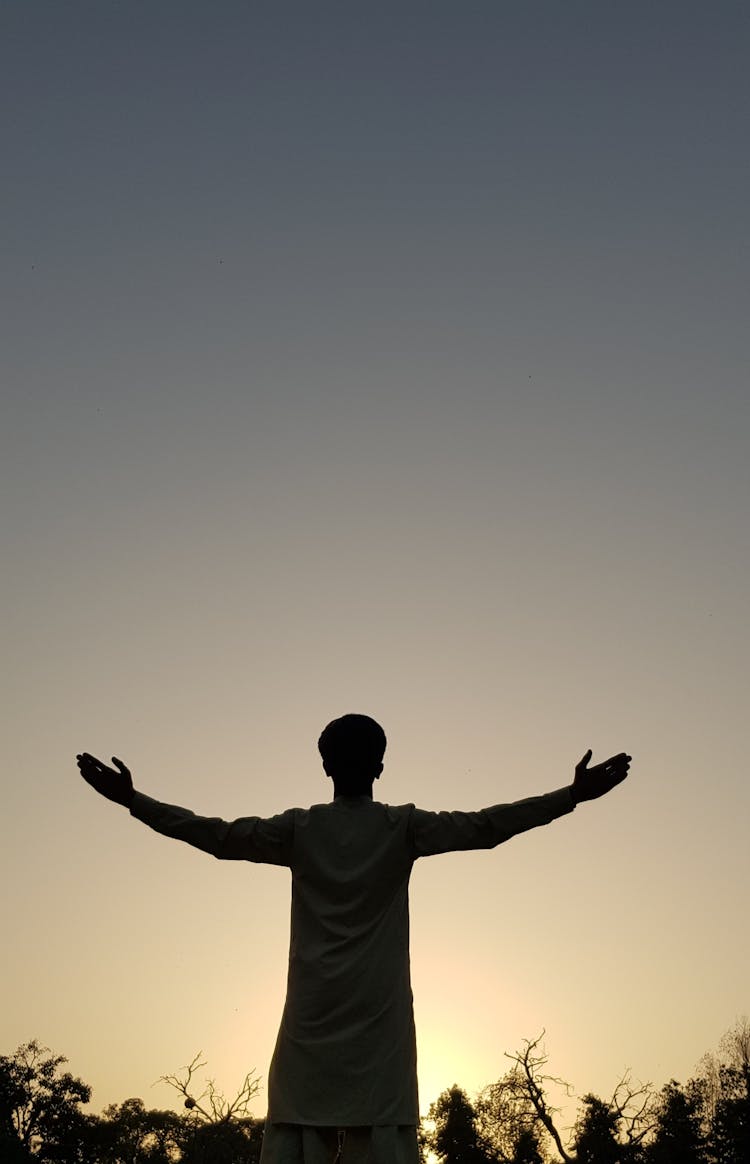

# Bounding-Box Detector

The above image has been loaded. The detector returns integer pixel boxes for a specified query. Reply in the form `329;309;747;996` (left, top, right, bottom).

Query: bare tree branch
610;1070;657;1145
502;1033;575;1163
158;1053;262;1124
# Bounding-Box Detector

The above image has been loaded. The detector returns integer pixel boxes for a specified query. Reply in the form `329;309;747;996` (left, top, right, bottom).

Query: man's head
318;713;387;796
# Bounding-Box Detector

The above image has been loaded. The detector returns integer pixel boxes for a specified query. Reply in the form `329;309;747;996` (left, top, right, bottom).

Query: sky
3;0;749;1134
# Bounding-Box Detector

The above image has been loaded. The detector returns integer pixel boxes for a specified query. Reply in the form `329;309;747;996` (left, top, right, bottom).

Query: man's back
125;786;578;1124
275;797;418;1125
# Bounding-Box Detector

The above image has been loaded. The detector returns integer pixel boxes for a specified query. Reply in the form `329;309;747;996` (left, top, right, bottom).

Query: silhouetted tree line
2;1021;747;1163
422;1021;750;1164
0;1042;263;1164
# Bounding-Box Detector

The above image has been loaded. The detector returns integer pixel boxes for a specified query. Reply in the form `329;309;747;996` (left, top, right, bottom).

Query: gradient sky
3;0;749;1132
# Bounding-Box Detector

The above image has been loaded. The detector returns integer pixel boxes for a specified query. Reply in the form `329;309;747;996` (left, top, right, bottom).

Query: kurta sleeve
130;791;295;865
411;786;575;857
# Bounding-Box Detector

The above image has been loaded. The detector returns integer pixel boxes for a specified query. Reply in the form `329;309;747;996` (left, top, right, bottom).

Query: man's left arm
129;791;295;865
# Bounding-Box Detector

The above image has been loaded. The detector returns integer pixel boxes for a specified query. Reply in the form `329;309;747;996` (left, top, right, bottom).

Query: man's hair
318;714;387;790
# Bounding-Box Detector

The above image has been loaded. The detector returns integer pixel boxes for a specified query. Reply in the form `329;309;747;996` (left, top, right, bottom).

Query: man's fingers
77;759;104;789
601;754;631;788
78;752;104;771
76;753;128;777
77;753;124;784
591;753;632;775
576;749;592;770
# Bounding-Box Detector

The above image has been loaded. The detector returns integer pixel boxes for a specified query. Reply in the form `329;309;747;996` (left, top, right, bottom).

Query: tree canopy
2;1019;748;1163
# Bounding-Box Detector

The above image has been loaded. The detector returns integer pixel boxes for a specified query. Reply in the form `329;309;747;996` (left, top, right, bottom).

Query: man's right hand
77;753;134;807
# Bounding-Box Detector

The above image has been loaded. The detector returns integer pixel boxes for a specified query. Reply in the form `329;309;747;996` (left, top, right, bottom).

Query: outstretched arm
75;751;293;865
413;749;631;857
77;753;134;807
570;749;631;804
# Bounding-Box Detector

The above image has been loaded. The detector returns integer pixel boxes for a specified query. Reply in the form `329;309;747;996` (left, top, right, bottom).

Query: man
77;713;630;1164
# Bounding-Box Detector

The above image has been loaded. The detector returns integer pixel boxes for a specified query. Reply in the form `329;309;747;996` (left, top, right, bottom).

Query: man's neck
332;784;374;800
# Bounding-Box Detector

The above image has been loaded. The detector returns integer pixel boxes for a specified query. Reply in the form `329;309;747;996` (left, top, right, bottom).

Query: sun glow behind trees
3;1021;748;1162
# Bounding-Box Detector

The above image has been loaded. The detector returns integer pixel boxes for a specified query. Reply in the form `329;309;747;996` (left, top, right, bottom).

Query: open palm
76;753;133;807
572;750;631;803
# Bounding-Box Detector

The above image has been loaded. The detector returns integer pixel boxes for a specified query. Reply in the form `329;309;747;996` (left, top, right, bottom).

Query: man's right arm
412;787;575;857
412;750;631;857
76;752;293;865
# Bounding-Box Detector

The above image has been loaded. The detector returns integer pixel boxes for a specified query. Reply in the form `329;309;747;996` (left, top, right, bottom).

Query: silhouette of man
77;714;630;1164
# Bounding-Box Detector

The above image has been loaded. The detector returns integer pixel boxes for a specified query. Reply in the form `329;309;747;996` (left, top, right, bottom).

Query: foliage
91;1097;183;1163
3;1020;749;1164
176;1116;263;1164
510;1127;546;1164
0;1040;91;1162
478;1033;570;1162
647;1078;705;1164
691;1016;750;1164
0;1042;264;1164
159;1052;264;1163
425;1084;497;1163
571;1093;624;1163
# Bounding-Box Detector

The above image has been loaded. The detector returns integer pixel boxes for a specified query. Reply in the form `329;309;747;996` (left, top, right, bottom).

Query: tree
693;1017;750;1164
159;1052;261;1125
646;1079;705;1164
572;1095;623;1164
92;1097;183;1163
478;1035;655;1164
479;1034;571;1163
711;1064;749;1164
159;1054;264;1164
510;1127;547;1164
0;1055;31;1161
426;1085;497;1164
714;1017;750;1164
0;1062;32;1164
177;1118;263;1164
719;1018;750;1084
0;1041;91;1162
572;1084;654;1164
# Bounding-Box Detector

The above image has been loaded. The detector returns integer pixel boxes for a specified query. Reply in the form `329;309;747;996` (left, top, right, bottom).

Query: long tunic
131;785;574;1126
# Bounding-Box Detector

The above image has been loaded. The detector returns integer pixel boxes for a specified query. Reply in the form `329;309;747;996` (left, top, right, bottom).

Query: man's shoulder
297;800;417;830
303;798;416;814
258;801;420;828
